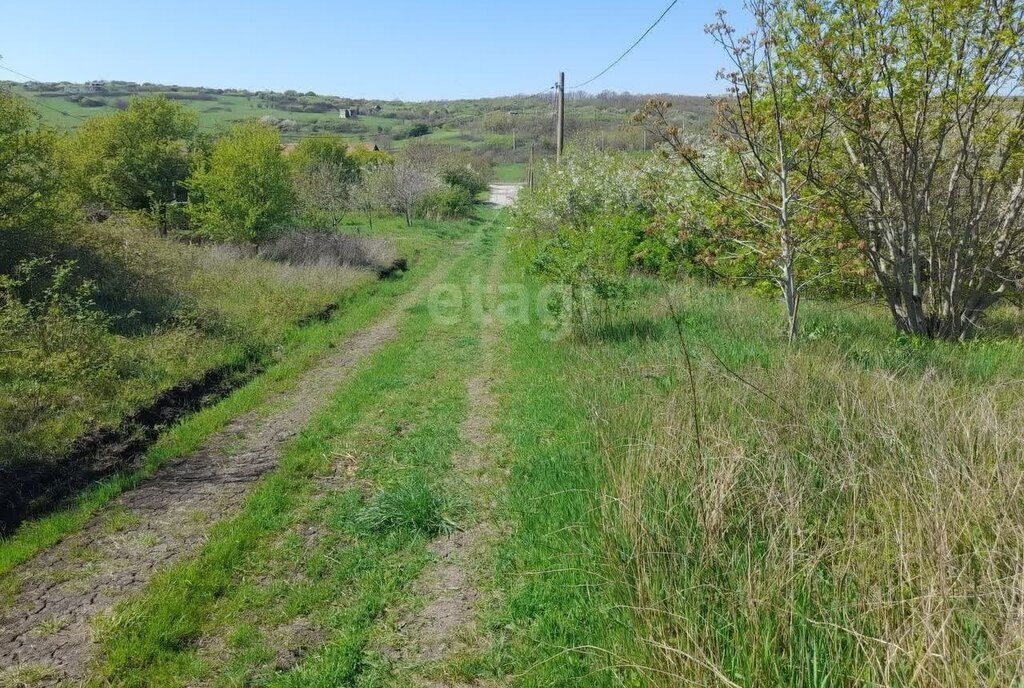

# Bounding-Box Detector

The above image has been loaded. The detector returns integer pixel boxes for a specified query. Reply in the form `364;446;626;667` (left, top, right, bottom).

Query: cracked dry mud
0;259;452;683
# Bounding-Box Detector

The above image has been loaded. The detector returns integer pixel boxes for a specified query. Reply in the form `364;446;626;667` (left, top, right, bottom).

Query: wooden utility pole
555;71;565;163
529;144;535;191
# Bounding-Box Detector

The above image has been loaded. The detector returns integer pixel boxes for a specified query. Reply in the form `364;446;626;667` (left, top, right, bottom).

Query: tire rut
0;257;456;683
383;232;504;687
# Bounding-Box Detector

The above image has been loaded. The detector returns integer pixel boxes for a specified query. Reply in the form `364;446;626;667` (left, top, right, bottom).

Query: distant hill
3;79;714;175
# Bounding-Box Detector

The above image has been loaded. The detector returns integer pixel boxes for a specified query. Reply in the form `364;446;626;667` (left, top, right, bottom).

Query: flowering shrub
511;147;874;327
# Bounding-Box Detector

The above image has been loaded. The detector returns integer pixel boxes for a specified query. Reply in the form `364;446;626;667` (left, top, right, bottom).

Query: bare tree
294;161;351;228
639;0;830;342
791;0;1024;339
387;161;436;227
351;165;386;232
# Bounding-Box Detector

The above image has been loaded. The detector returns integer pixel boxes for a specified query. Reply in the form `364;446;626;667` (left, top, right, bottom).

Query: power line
0;82;88;121
568;0;679;90
0;61;40;83
0;58;120;119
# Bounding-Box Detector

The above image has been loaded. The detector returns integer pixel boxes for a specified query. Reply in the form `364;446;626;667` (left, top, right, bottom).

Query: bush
0;258;124;467
415;184;474;220
187;122;294;244
406;123;430;138
257;231;397;273
441;166;487;197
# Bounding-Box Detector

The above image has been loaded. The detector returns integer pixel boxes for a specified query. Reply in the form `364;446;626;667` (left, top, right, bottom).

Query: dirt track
0;257;456;682
381;211;505;686
488;184;522;208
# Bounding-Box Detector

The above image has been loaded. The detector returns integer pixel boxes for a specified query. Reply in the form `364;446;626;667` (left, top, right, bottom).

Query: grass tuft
355;474;460;537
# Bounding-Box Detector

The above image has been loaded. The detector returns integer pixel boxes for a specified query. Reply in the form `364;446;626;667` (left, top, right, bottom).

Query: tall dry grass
585;290;1024;687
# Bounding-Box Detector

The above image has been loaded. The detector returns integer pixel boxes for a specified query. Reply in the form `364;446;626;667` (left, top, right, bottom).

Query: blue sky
2;1;747;100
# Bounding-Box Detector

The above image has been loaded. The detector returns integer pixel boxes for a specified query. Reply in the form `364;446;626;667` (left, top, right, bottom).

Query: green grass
493;163;526;183
0;213;485;577
85;210;502;686
474;269;1024;686
0;219;377;520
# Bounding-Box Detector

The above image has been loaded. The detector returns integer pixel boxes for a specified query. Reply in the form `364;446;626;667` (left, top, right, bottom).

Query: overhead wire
568;0;679;90
1;59;128;120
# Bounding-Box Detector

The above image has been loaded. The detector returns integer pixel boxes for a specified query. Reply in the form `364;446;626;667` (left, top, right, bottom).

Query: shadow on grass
576;316;671;345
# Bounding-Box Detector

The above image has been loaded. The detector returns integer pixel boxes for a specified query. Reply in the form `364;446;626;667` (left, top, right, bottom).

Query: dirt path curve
0;256;459;683
384;216;506;686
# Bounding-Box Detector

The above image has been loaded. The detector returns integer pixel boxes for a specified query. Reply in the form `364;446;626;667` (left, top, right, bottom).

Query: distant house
62;80;105;95
339;107;360;119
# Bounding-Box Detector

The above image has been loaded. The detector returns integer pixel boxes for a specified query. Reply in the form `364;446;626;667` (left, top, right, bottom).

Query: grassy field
492;163;526;183
3;207;1024;685
473;269;1024;686
0;209;483;569
0;221;370;486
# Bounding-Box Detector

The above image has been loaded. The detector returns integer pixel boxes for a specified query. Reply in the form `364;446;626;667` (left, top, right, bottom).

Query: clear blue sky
1;0;747;100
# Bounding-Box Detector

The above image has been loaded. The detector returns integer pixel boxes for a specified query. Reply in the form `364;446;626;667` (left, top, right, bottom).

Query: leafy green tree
68;95;197;233
790;0;1024;339
0;92;71;242
187;122;294;244
289;136;357;177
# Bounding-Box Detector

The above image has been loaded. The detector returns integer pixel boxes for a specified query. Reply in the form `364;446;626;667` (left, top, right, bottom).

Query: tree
381;162;436;226
290;136;358;228
639;0;831;342
351;163;391;231
289;136;357;177
789;0;1024;339
68;95;197;233
294;161;352;228
187;122;294;244
0;92;71;242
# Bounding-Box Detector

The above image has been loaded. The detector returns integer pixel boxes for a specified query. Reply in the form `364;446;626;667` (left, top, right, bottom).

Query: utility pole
529;144;535;191
555;71;565;163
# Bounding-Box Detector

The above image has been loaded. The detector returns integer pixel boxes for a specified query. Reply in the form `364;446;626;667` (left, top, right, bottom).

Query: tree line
2;91;492;254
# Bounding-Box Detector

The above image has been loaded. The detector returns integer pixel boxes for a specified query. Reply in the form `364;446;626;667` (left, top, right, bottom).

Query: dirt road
0;256;458;682
488;184;522;208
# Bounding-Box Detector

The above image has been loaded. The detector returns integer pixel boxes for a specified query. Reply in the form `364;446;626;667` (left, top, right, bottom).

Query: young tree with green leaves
790;0;1024;339
639;0;832;342
0;91;71;243
68;95;197;233
187;122;294;244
